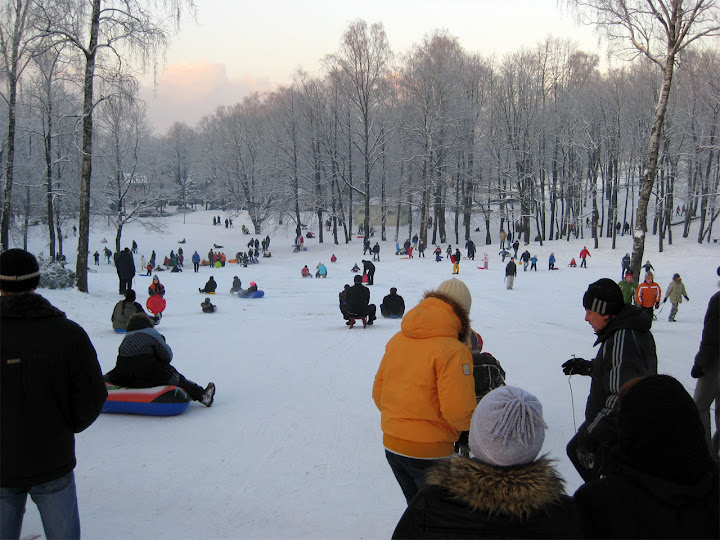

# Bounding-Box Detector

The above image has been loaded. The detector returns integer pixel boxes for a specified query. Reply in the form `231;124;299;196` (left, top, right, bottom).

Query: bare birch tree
34;0;195;291
569;0;720;276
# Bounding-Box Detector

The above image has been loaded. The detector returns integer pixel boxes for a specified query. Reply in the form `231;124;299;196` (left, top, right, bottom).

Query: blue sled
237;290;265;298
102;400;190;416
114;328;126;334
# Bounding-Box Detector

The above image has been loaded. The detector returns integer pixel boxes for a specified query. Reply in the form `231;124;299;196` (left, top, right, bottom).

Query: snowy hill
12;210;718;539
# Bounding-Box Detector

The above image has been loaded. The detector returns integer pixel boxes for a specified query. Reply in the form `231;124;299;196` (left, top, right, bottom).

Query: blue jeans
0;471;80;540
385;450;443;504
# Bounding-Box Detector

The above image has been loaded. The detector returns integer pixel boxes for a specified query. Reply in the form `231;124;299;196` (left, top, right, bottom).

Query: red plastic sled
146;295;166;315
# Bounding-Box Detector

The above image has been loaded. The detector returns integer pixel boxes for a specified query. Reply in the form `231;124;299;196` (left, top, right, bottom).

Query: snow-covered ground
12;210;718;539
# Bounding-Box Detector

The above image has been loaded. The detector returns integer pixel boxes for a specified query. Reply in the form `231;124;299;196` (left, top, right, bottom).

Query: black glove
691;365;704;379
562;357;592;376
684;296;689;302
662;298;667;304
655;302;660;309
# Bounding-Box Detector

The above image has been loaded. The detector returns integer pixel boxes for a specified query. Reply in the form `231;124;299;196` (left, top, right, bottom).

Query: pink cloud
141;60;278;132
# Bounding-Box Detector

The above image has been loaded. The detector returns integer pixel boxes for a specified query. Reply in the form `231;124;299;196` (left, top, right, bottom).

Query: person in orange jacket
373;278;477;504
635;271;662;321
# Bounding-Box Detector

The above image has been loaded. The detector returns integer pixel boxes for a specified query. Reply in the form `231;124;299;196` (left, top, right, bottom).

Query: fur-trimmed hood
425;456;566;519
0;292;65;320
421;290;471;343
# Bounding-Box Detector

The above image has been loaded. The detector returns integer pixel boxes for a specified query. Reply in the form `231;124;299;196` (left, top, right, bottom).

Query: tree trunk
630;56;675;278
75;0;101;292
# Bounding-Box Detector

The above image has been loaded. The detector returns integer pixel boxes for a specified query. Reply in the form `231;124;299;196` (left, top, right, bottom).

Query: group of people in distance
372;274;718;539
618;255;691;323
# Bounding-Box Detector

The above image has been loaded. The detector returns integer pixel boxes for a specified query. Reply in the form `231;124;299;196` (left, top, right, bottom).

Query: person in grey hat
393;386;581;539
561;278;657;482
662;273;689;322
0;249;108;540
373;278;476;504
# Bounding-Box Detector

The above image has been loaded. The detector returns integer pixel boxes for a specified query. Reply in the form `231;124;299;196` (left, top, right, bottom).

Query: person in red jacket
579;246;591;268
635;271;662;321
373;278;476;504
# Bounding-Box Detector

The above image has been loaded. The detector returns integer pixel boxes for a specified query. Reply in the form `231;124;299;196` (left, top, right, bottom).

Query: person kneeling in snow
201;297;216;313
105;313;215;406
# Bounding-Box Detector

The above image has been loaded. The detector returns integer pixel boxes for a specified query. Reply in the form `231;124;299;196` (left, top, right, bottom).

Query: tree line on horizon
1;1;718;291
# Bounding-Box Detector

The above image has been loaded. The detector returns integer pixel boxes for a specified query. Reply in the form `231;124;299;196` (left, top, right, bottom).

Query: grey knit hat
469;386;547;467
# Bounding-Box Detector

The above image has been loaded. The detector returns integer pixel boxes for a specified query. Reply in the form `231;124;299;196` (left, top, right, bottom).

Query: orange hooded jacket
372;293;477;459
636;280;662;308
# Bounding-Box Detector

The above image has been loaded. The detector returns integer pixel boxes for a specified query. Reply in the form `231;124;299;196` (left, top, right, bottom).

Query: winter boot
201;382;216;407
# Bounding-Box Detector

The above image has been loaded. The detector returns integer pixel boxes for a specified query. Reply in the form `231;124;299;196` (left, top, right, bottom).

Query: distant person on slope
199;276;217;294
380;287;405;318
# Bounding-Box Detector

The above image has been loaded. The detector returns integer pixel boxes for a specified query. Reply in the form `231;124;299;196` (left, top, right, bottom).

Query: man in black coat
362;259;376;285
346;274;376;324
0;249;107;539
380;287;405;318
692;266;720;454
505;258;517;290
465;238;476;260
561;278;657;482
115;247;136;295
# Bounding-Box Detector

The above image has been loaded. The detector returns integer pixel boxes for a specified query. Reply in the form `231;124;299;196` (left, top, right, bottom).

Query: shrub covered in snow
38;257;75;289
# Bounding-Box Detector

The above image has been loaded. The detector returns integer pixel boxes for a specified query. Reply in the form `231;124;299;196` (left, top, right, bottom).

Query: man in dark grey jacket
0;249;108;540
561;278;657;481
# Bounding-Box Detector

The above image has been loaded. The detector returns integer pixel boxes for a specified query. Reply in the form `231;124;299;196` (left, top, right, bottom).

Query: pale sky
143;0;604;133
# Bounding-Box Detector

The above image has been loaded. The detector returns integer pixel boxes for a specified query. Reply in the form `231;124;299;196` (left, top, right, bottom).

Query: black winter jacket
115;249;135;279
694;291;719;372
574;458;719;539
346;283;370;315
584;304;657;446
105;327;175;388
1;293;107;488
380;292;405;318
393;456;582;539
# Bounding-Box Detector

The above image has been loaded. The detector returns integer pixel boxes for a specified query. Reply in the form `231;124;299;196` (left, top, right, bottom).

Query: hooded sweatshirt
373;292;476;458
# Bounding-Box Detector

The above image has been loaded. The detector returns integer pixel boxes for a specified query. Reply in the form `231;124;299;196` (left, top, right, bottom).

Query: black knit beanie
0;249;40;292
619;375;713;484
125;289;136;302
583;278;624;316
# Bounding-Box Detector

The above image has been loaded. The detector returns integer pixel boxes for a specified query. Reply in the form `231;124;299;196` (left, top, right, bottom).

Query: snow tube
102;383;190;416
237;290;265;298
146;295;166;315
